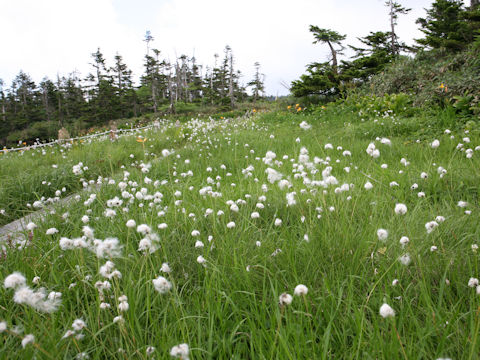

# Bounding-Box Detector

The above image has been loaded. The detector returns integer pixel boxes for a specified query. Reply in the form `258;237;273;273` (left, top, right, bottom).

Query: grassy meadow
0;106;479;359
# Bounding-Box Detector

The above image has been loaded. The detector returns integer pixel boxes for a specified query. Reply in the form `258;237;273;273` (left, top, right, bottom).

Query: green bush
362;45;480;111
309;93;417;119
6;121;59;144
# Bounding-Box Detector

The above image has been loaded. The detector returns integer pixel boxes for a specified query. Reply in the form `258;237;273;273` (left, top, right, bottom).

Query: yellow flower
321;106;326;110
136;137;147;143
287;105;292;109
252;109;257;113
296;107;302;112
439;83;445;89
295;103;300;108
220;116;224;120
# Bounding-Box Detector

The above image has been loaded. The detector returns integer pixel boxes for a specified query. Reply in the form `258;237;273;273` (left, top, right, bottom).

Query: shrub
362;45;480;111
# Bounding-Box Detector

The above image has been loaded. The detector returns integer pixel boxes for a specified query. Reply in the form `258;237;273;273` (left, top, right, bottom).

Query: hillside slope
0;109;479;358
364;43;480;112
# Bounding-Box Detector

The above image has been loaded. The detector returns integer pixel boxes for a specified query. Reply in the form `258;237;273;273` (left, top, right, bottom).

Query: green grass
0;121;192;226
0;107;479;359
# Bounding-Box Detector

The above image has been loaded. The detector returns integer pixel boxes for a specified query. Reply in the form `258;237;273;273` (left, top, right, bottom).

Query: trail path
0;146;167;244
0;124;162;244
0;187;98;244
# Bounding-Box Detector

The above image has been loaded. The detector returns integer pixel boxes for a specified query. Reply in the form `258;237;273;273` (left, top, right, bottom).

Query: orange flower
296;107;302;112
136;137;147;143
287;105;292;109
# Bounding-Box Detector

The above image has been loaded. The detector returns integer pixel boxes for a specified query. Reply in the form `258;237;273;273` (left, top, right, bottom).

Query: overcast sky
0;0;459;96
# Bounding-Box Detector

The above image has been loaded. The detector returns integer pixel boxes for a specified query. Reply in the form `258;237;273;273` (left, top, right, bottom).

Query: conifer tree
308;26;346;75
86;48;118;123
0;79;7;145
247;62;265;102
416;0;479;51
39;78;57;123
385;1;411;56
111;53;136;117
291;27;346;97
188;57;203;102
343;31;410;82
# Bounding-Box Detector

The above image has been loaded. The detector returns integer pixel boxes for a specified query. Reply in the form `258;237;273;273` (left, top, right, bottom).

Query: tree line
0;37;265;146
291;0;480;98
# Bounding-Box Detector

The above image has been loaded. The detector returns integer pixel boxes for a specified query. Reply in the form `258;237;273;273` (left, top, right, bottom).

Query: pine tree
140;49;168;113
385;1;411;56
60;72;86;123
291;62;340;97
86;48;118;123
11;71;42;127
291;26;346;97
202;65;217;105
188;57;203;102
247;62;265;102
0;79;6;124
90;48;108;85
0;79;8;145
415;0;478;51
111;53;135;117
166;61;176;114
343;31;410;82
227;47;235;108
144;30;154;56
308;26;346;75
39;78;57;123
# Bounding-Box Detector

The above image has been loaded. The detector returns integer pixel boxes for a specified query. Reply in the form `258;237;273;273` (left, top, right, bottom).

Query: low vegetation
1;1;480;358
1;101;479;358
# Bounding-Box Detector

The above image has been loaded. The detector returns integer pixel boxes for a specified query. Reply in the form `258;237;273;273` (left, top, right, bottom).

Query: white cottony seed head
379;303;395;318
377;229;388;242
394;203;407;215
279;292;293;306
294;284;308;296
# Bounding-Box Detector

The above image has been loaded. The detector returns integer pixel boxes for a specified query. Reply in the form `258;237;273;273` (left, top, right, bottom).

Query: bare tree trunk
174;61;181;102
168;68;175;114
21;90;27;110
151;79;158;113
42;89;51;121
117;69;122;91
199;64;204;101
327;41;338;75
181;58;188;102
388;0;397;56
229;52;234;109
